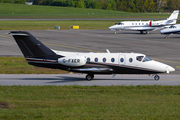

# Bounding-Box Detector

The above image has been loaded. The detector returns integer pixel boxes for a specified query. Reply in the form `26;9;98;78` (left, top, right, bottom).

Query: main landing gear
140;30;149;34
86;74;94;81
150;74;160;81
146;30;149;34
154;75;160;81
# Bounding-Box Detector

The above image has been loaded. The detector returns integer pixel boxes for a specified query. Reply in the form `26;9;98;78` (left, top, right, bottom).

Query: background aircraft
10;31;175;81
109;10;179;34
160;24;180;38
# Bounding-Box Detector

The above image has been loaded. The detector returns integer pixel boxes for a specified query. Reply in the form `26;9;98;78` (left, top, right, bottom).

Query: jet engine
58;56;86;67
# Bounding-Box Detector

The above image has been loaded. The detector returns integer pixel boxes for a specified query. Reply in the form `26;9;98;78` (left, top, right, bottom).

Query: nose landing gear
114;31;117;34
165;35;169;39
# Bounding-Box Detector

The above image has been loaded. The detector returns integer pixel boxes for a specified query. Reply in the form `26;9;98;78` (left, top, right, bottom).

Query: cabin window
135;23;137;25
142;23;144;25
136;56;144;62
132;23;134;25
139;23;141;25
87;58;90;62
120;58;124;63
146;23;148;25
103;58;106;62
111;58;115;62
95;58;98;62
142;56;152;62
129;58;133;63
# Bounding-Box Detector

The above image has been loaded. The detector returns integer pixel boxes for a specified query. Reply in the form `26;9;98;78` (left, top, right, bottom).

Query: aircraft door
118;55;125;65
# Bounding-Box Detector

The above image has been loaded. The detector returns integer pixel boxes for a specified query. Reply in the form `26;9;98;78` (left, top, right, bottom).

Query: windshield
169;25;176;28
136;56;144;62
118;22;124;25
142;56;152;62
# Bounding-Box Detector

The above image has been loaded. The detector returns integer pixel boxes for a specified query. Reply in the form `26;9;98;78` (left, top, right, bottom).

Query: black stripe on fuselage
84;62;164;74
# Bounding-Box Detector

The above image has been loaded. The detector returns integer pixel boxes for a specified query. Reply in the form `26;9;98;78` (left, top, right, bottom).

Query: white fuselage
53;50;175;74
160;24;180;34
109;20;175;32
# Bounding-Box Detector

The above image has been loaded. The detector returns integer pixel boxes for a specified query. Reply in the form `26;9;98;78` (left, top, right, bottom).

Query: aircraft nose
160;30;164;34
166;66;175;73
109;26;113;29
109;25;118;29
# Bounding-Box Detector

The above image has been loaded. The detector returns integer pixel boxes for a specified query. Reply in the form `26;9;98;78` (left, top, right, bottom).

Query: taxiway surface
0;74;180;86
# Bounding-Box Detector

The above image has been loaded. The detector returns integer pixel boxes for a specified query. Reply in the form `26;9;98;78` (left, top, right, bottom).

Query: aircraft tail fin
10;31;58;58
167;10;179;20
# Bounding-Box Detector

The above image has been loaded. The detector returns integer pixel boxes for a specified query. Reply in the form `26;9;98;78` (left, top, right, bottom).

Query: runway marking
176;66;180;68
0;35;13;38
43;42;104;53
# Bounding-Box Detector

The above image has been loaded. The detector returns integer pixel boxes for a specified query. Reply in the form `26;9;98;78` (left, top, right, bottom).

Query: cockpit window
136;56;144;62
118;22;124;25
169;25;176;28
142;56;152;62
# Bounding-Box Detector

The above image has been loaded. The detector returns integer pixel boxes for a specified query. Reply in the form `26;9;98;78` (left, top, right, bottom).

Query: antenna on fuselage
106;49;110;53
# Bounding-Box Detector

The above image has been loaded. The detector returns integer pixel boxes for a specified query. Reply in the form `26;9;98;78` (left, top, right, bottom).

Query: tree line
0;0;179;12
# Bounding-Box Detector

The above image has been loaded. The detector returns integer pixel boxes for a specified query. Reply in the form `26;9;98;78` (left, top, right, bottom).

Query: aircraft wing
129;27;155;31
152;26;165;31
72;68;113;72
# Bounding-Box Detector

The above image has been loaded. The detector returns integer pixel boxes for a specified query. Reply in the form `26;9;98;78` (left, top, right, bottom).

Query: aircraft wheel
146;31;149;34
154;75;160;81
86;74;94;81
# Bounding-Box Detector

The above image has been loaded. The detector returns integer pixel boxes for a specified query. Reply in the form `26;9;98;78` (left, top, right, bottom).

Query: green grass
0;57;66;74
0;3;174;19
0;85;179;119
0;20;115;30
2;20;180;30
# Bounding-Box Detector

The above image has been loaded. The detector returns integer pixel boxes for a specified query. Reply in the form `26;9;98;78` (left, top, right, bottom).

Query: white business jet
10;31;175;81
160;24;180;38
109;10;179;34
